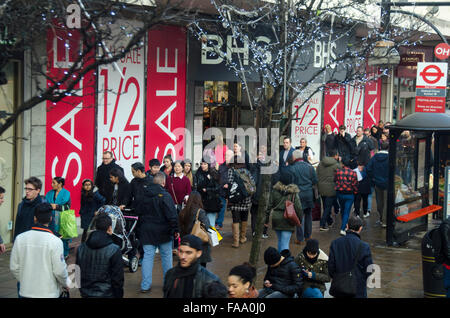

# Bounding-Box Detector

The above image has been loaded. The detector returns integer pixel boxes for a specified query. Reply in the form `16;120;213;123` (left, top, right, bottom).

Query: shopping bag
59;209;78;239
207;228;220;247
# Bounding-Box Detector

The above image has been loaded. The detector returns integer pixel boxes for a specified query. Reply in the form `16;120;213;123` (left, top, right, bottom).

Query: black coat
135;183;179;245
95;160;124;197
263;249;303;297
351;135;374;166
328;231;373;298
322;133;338;157
336;133;354;166
14;195;44;241
194;169;222;212
129;175;153;210
76;231;124;298
218;163;230;198
104;178;131;207
163;262;223;298
79;191;105;230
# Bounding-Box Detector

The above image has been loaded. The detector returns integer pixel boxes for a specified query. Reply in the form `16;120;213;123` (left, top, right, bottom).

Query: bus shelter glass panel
393;131;428;237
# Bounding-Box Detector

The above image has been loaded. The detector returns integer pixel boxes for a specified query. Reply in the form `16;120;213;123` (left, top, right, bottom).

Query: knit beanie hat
264;247;281;266
305;239;319;254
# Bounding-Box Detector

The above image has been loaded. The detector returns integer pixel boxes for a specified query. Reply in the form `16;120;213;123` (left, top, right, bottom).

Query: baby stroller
88;205;140;273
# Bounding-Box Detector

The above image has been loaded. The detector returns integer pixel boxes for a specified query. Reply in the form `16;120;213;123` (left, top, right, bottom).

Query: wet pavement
0;208;438;298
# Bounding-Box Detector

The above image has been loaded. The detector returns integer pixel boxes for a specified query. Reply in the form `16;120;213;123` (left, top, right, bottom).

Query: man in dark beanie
163;235;225;298
294;239;330;298
258;247;303;298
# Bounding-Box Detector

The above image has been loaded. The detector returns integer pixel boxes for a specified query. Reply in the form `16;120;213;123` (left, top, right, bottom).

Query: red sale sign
363;77;381;129
323;84;345;134
345;85;364;136
146;26;187;168
45;26;96;216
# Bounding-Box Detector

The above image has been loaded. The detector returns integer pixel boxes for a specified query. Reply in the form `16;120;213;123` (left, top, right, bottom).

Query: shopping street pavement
0;207;435;298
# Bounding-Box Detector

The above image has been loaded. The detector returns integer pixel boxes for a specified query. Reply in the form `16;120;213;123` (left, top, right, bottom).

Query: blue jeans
367;187;374;211
206;212;216;229
275;230;292;252
141;241;173;290
296;208;312;242
337;193;354;231
302;287;323;298
444;266;450;298
320;196;336;228
215;197;227;227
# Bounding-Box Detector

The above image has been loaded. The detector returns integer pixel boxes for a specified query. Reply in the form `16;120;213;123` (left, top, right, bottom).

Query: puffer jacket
366;151;389;189
263;249;303;297
316;156;341;197
294;249;330;295
76;231;123;298
266;182;302;232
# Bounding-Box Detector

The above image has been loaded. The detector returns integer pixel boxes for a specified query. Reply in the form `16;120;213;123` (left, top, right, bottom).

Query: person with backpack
226;156;255;248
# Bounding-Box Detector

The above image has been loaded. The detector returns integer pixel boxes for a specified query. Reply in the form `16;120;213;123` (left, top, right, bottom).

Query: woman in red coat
165;160;192;213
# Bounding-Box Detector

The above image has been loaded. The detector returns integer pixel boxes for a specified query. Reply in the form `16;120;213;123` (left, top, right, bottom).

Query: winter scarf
166;261;200;298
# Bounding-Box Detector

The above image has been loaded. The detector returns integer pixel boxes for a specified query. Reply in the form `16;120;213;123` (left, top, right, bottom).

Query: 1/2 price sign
97;20;145;180
345;84;364;136
291;85;323;161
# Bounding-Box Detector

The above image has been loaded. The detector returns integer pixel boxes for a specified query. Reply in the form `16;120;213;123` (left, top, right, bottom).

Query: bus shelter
386;112;450;246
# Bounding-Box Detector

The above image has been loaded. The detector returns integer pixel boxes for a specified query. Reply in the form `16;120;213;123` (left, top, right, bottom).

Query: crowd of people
4;119;450;298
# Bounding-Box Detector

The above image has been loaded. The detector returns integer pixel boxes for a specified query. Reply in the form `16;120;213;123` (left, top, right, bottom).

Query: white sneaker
262;234;269;239
340;230;346;236
363;212;370;218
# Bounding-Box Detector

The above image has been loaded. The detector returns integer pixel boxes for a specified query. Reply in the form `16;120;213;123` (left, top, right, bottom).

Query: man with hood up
316;149;342;231
366;141;389;228
135;172;179;293
258;247;303;298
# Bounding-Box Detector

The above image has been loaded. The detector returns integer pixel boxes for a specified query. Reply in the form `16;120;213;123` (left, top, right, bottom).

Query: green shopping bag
59;209;78;239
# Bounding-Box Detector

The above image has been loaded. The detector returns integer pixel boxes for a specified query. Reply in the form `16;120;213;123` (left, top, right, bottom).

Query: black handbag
329;243;363;298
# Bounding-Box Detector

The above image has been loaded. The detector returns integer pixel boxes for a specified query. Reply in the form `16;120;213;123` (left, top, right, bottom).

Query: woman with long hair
45;176;71;258
178;191;211;268
183;159;194;187
79;179;105;242
161;154;174;177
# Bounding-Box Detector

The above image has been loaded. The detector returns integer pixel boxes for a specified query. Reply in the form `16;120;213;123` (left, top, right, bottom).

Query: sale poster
345;84;364;136
45;24;96;215
323;84;345;134
146;25;187;169
364;67;381;129
97;20;145;181
291;85;323;162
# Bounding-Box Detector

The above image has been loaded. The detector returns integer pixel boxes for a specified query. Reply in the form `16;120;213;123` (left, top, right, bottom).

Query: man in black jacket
336;125;354;166
350;126;374;166
439;217;450;297
258;247;303;298
328;215;373;298
76;213;124;298
136;172;179;293
163;235;225;298
95;151;124;197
